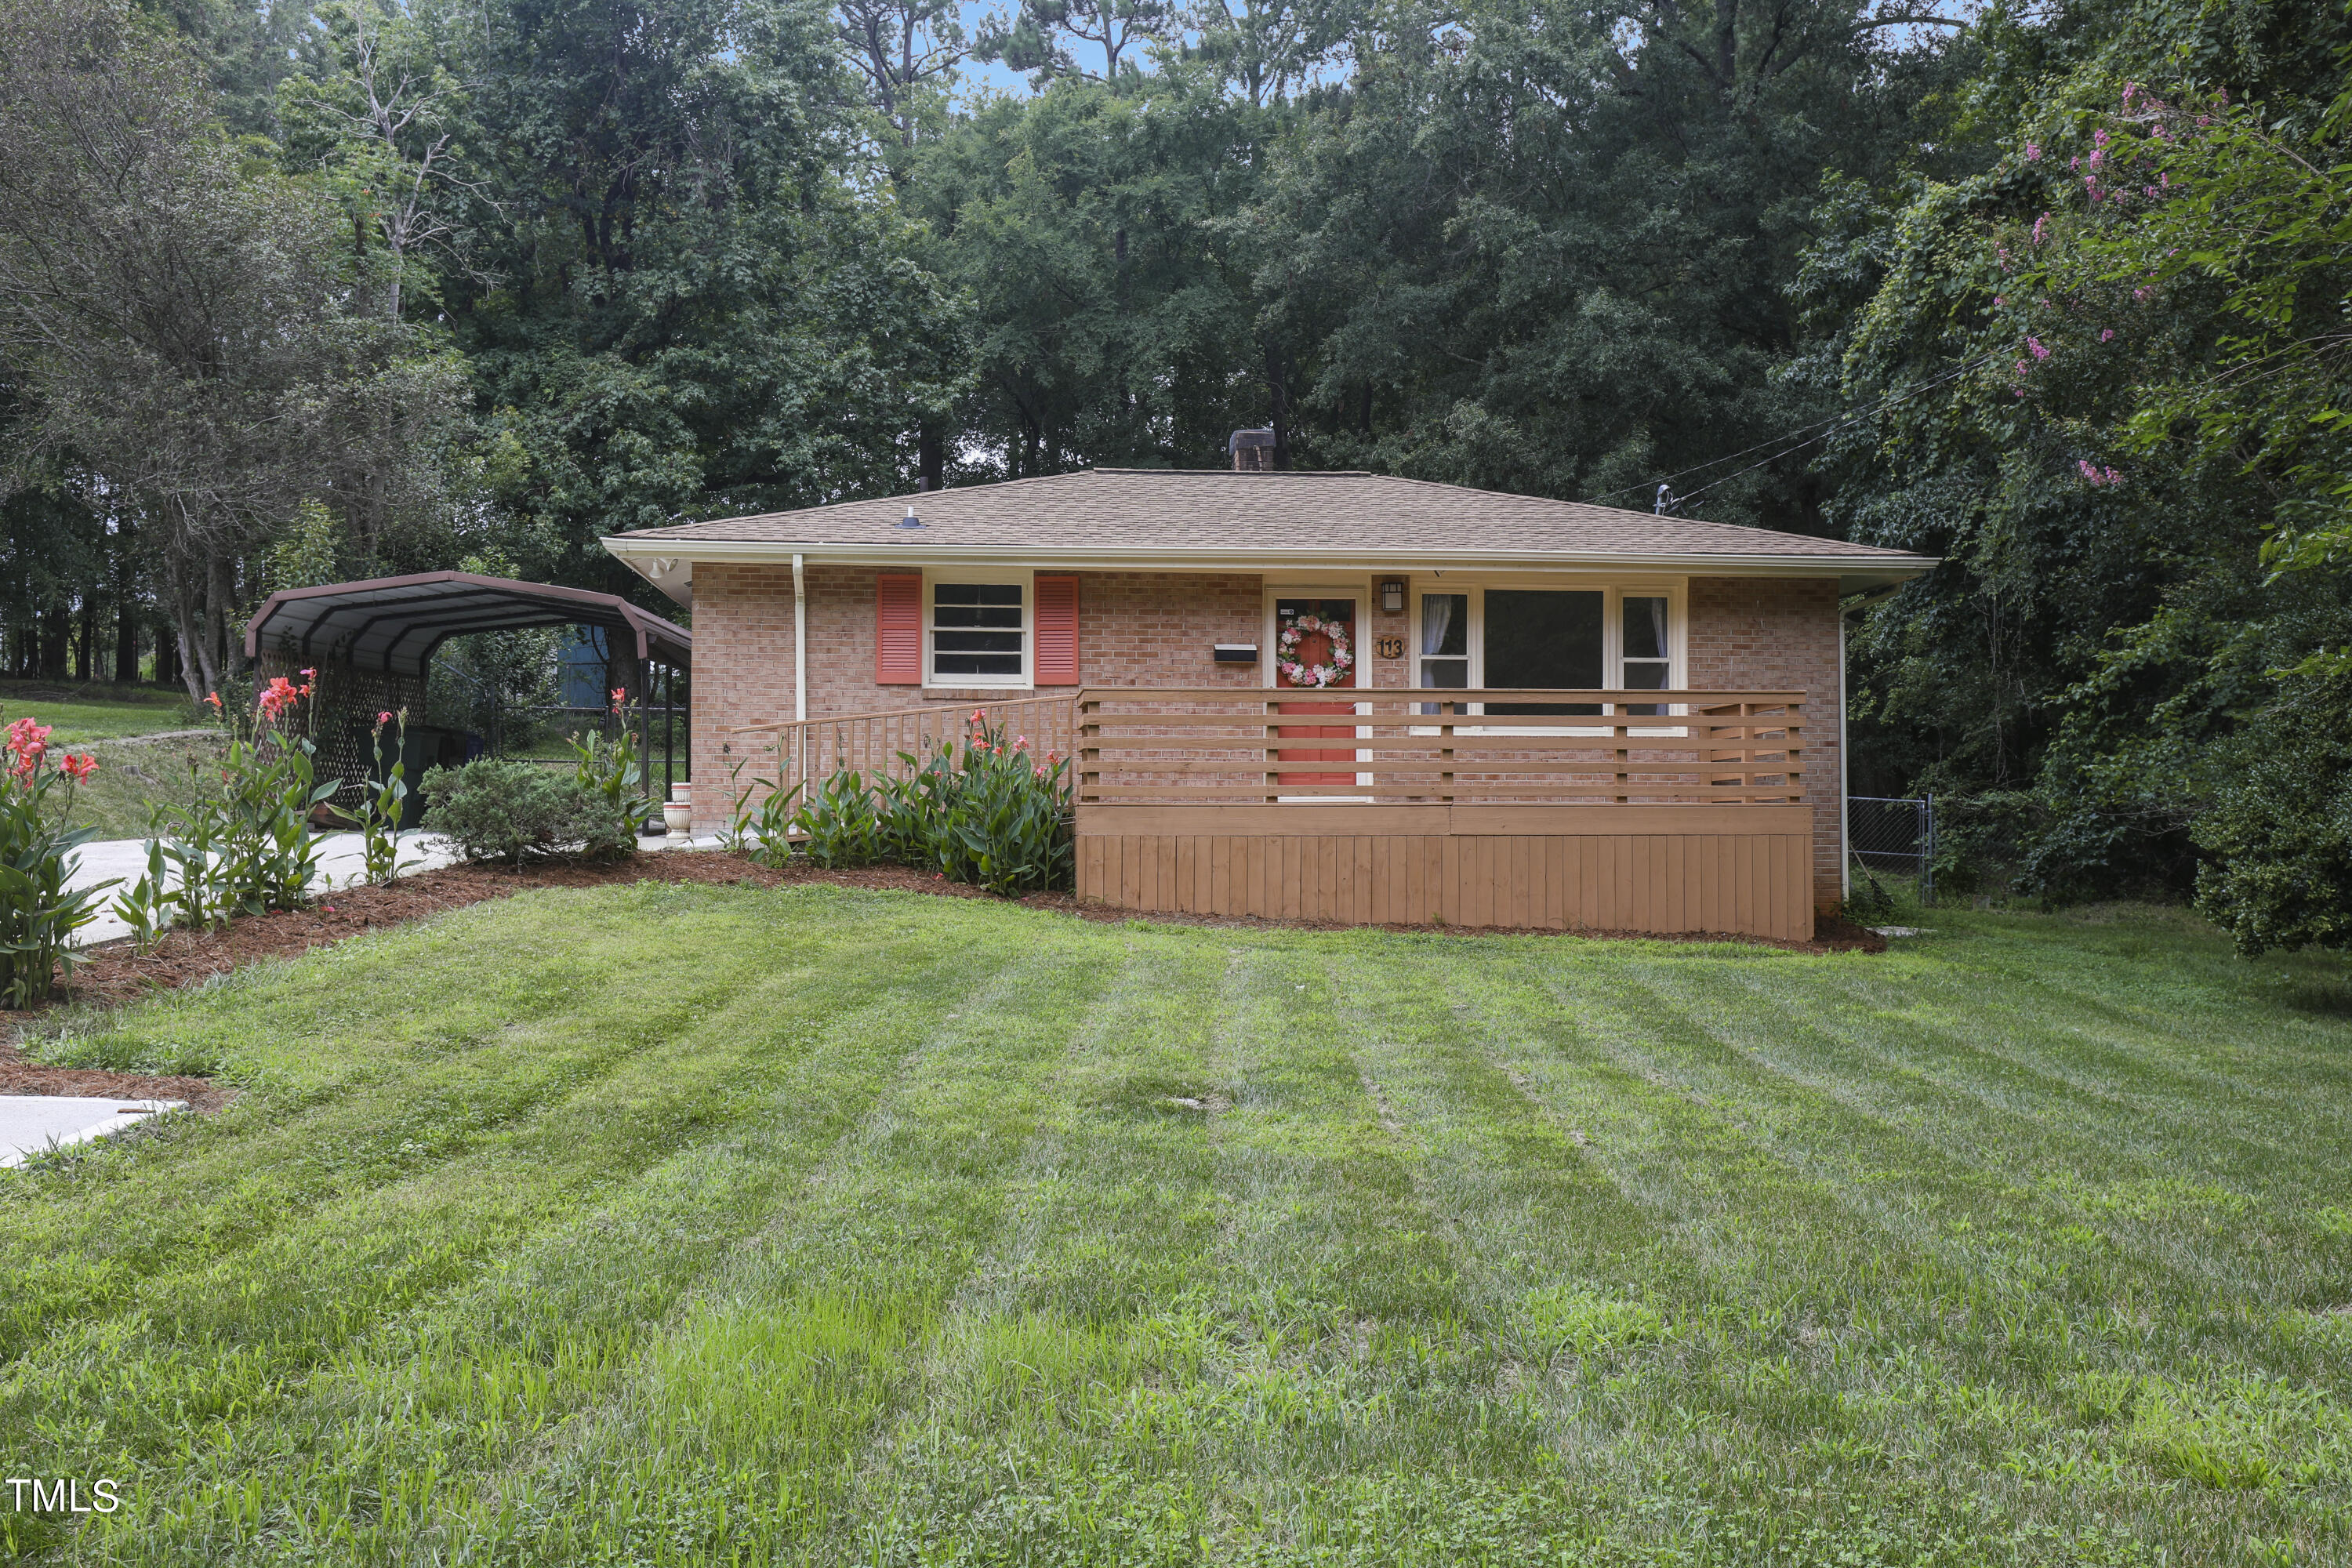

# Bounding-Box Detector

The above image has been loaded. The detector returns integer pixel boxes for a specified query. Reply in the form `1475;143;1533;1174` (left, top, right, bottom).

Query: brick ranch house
604;461;1935;938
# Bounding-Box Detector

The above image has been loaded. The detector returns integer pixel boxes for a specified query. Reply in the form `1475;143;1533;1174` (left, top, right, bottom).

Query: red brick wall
688;564;1268;825
1684;577;1845;913
688;565;1849;916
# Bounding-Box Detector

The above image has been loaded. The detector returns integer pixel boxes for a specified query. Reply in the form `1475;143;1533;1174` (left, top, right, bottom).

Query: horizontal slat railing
1077;688;1804;805
722;695;1080;804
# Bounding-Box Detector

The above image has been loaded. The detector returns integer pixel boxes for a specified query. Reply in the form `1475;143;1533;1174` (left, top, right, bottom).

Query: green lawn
5;884;2351;1565
0;680;193;744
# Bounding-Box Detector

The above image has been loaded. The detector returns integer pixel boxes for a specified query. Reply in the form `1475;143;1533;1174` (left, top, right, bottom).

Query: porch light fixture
1378;577;1406;612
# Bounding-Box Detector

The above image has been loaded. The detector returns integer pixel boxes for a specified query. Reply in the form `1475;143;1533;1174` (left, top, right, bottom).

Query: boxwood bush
420;757;637;866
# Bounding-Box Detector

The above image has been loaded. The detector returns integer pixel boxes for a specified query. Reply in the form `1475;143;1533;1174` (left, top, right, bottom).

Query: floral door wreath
1276;613;1354;688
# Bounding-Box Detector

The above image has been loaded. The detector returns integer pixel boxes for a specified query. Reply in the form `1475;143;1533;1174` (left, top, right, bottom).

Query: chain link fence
1849;796;1936;905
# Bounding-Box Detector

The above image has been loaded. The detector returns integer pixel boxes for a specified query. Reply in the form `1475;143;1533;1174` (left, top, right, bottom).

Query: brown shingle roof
615;469;1919;561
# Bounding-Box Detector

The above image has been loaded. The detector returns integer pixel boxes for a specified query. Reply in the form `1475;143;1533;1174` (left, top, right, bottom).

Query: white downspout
792;554;807;722
1838;606;1851;902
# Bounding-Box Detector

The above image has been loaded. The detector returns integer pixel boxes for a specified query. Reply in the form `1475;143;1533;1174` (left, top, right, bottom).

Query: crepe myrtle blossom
2027;337;2050;361
2078;460;2125;488
2024;141;2042;161
2033;213;2049;245
2101;328;2116;342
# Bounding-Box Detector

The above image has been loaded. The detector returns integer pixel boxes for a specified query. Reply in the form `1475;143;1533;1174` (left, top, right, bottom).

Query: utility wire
1588;355;1996;511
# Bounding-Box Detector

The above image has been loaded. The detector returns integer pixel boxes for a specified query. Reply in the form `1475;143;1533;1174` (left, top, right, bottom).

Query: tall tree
834;0;965;173
1245;0;1962;510
977;0;1181;82
1804;0;2352;910
911;69;1287;476
0;0;466;697
279;0;485;325
441;0;971;587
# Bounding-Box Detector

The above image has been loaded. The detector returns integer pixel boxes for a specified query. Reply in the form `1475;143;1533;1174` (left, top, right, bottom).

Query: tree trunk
169;590;206;704
115;594;139;683
919;424;943;491
1265;343;1292;470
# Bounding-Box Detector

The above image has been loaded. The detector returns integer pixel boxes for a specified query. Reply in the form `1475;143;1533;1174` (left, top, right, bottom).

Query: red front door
1275;598;1357;786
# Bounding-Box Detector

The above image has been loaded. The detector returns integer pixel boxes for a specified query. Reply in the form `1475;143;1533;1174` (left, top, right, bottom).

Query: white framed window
926;568;1032;688
1410;580;1686;729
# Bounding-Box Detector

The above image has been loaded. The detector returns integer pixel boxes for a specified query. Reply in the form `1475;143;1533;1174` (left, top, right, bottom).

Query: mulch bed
2;850;1879;1107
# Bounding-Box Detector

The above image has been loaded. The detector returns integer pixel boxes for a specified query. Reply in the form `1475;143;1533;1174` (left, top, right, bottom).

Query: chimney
1229;428;1277;472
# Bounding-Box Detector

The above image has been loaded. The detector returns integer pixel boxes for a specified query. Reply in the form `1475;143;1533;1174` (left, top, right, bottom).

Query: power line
1589;356;1995;513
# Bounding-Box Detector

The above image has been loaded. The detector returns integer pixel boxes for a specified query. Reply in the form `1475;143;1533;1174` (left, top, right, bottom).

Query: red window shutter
1034;574;1080;685
876;572;922;684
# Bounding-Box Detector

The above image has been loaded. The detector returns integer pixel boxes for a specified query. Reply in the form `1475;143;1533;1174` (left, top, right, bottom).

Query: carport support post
638;670;652;810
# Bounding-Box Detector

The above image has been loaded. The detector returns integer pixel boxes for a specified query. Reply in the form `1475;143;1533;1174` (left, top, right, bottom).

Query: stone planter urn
662;797;693;836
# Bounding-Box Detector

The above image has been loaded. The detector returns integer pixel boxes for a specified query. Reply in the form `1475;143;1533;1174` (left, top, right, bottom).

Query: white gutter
604;537;1939;597
792;552;806;722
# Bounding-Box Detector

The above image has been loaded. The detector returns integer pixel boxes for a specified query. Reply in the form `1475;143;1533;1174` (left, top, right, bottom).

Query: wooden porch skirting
1074;804;1817;941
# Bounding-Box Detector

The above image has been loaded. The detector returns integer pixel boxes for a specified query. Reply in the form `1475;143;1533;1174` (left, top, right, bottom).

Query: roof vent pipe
897;505;925;529
1229;428;1277;472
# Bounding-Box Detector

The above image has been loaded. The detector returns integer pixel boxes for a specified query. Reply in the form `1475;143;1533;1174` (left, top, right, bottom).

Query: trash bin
354;723;476;829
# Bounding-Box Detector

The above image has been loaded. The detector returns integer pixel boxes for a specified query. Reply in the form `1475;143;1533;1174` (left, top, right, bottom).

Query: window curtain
1421;594;1454;656
1642;597;1668;663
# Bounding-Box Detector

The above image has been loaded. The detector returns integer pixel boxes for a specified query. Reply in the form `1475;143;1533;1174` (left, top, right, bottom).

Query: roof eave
601;536;1938;600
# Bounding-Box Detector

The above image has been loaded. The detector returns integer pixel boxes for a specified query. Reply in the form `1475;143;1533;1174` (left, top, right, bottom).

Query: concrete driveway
64;832;465;947
64;829;723;947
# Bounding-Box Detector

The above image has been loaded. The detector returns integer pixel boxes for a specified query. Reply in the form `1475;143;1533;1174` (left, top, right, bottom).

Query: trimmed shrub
420;758;637;866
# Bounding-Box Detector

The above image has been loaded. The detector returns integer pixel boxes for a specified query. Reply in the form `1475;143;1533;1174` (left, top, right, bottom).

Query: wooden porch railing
722;695;1081;800
1076;688;1806;805
718;688;1804;808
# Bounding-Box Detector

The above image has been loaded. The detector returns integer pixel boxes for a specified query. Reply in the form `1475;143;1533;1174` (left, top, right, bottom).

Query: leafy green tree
439;0;971;586
1244;0;1961;507
977;0;1180;83
910;71;1287;475
1809;0;2352;913
834;0;966;177
278;0;483;325
0;0;467;698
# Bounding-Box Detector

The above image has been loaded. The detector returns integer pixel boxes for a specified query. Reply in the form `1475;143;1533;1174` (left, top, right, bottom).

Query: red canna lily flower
61;753;98;783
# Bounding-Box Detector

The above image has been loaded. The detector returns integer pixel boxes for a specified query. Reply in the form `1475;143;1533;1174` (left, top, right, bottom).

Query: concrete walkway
0;1094;186;1168
64;829;728;948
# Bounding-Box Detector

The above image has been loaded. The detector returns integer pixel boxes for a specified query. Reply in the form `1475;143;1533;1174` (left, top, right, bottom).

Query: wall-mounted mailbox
1213;644;1259;664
